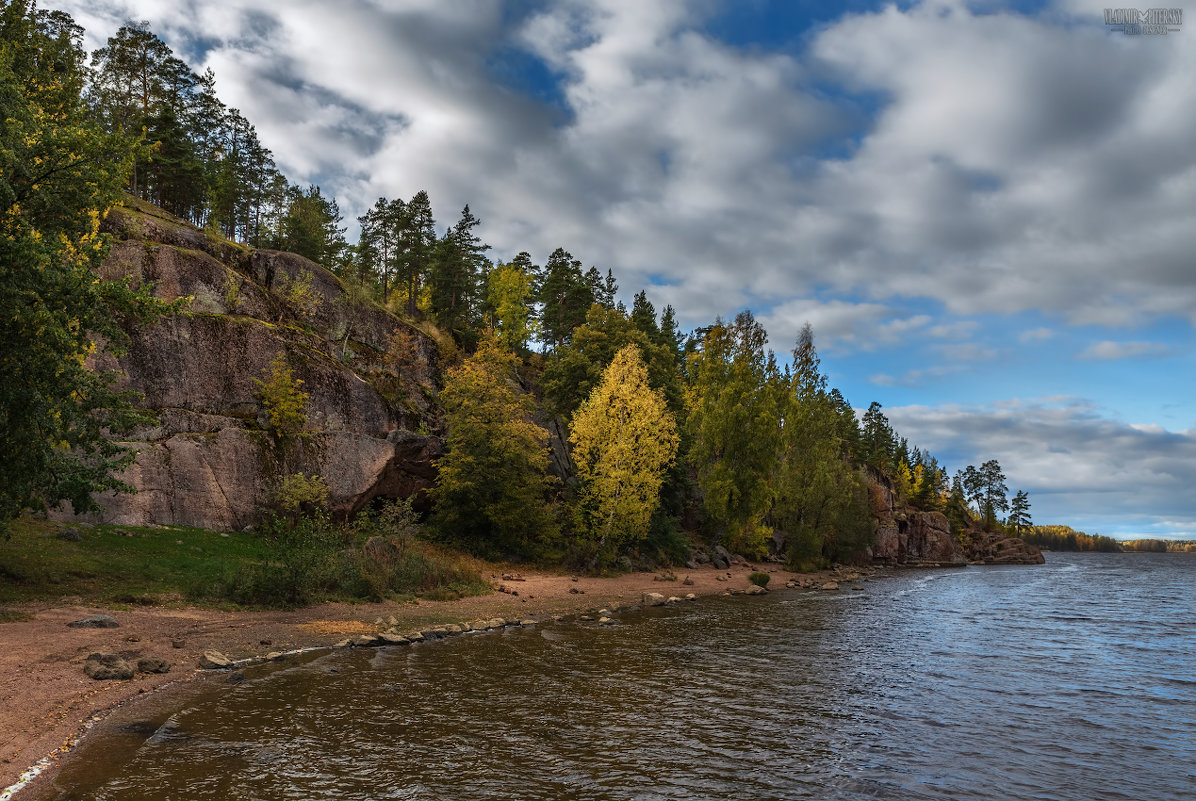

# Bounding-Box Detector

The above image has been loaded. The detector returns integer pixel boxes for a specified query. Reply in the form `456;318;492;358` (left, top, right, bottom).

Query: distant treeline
1023;525;1122;552
1120;539;1196;553
1024;526;1196;553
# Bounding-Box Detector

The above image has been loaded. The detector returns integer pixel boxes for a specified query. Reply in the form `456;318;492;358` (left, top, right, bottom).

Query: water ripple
40;553;1196;801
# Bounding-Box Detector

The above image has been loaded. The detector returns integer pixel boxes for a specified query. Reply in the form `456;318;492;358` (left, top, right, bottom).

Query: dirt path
1;561;871;796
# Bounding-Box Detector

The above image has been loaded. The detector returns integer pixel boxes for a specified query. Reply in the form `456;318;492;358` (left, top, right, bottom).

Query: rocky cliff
59;200;446;530
868;473;1044;566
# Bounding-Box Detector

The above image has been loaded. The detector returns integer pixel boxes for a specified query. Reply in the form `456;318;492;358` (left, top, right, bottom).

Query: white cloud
1078;340;1171;361
1018;327;1053;343
54;0;1196;332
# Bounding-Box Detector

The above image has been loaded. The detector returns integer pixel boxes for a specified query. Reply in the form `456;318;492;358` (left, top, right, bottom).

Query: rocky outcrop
963;527;1046;565
873;510;967;566
55;202;447;530
869;472;1042;566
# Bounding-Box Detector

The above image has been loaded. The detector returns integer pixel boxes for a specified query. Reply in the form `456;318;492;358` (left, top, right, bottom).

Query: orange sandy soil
0;560;872;796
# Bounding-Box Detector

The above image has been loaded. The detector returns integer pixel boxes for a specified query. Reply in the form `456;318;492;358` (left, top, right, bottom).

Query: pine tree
861;402;896;471
430;204;489;338
397;190;435;317
772;325;870;566
1008;489;1032;534
538;247;592;349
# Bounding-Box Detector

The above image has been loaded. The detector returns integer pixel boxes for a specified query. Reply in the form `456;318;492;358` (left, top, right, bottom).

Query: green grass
0;516;491;610
0;519;273;607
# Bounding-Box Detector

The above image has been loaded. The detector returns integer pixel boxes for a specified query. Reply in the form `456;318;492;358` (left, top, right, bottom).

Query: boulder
745;585;768;596
198;650;234;669
642;592;667;607
68;614;120;629
137;657;171;674
821;582;840;591
84;653;134;680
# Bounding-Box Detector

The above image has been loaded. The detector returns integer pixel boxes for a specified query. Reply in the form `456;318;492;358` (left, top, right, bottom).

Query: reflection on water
40;553;1196;800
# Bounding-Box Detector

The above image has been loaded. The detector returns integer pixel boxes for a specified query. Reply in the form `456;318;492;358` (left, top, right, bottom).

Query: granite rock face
869;471;1042;566
54;203;445;530
873;511;967;566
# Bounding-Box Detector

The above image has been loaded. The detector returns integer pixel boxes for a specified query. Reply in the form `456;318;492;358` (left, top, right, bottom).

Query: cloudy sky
56;0;1194;539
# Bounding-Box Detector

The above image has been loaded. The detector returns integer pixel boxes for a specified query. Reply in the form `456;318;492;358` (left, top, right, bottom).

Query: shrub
256;351;308;436
748;571;770;588
272;473;330;520
223;514;341;607
282;269;321;320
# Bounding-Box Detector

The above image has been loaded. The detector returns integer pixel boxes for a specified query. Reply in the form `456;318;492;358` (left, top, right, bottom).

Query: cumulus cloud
887;399;1196;538
55;0;1196;332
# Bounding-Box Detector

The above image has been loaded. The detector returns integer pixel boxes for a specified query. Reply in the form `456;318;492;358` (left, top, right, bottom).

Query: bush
272;473;330;519
221;514;342;607
256;351;308;436
748;571;770;588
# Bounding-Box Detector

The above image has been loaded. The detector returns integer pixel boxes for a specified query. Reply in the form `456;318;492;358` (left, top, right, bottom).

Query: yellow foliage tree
255;351;308;436
569;344;679;566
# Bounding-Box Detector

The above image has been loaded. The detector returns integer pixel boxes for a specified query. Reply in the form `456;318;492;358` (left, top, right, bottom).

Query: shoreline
1;560;878;797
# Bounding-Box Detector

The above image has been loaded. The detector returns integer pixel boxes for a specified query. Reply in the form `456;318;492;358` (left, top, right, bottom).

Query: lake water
36;553;1196;800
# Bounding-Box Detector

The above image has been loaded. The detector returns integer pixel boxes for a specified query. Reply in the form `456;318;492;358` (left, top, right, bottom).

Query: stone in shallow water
643;592;667;606
821;582;840;591
68;614;119;629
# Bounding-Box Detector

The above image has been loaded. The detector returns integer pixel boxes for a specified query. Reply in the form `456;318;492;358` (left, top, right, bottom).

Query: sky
52;0;1195;540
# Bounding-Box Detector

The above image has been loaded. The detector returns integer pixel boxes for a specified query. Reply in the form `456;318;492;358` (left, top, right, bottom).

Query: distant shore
2;560;880;797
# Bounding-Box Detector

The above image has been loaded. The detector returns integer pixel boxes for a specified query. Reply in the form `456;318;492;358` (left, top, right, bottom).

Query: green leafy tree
772;325;871;566
569;345;679;567
431;334;557;557
487;260;538;352
685;311;783;555
0;3;157;534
